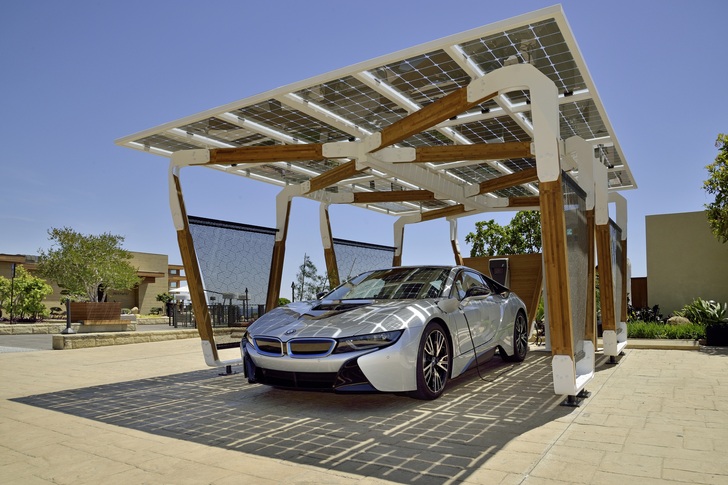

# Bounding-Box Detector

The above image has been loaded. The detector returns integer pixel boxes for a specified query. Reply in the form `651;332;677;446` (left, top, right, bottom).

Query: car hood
247;299;441;340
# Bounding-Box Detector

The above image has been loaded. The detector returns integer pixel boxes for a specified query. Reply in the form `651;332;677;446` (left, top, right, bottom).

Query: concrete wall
646;211;728;315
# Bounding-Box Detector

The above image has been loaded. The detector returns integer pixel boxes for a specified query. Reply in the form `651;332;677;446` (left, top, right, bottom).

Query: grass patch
627;321;705;340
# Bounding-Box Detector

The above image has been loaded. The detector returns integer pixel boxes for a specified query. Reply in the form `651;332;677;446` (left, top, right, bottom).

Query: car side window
453;271;489;300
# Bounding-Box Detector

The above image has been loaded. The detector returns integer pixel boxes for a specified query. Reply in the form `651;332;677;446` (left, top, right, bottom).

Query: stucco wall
0;251;168;316
646;211;728;315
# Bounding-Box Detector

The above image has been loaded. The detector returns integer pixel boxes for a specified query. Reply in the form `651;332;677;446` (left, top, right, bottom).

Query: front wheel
412;322;451;400
502;311;528;362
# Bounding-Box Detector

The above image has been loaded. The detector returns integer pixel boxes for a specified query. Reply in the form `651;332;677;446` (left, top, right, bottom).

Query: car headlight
333;330;403;354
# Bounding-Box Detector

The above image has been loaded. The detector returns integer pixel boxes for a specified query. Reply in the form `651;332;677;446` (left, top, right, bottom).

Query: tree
0;265;53;321
704;133;728;243
465;211;542;257
36;227;141;302
295;254;329;301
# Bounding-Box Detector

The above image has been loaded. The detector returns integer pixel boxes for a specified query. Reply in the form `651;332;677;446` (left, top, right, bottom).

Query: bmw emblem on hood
284;328;297;335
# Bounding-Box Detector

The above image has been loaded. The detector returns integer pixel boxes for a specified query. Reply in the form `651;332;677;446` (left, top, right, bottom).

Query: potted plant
675;298;728;346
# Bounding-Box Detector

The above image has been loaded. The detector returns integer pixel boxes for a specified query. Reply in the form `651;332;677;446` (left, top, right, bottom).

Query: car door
455;270;501;351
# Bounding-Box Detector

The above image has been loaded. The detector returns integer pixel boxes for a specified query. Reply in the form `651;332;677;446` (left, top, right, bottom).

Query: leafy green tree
0;265;53;320
36;227;141;302
278;297;291;306
704;133;728;243
465;211;542;257
295;254;329;301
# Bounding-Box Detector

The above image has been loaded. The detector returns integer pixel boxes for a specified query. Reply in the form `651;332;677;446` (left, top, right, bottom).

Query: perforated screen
188;216;276;312
562;173;588;357
332;238;396;281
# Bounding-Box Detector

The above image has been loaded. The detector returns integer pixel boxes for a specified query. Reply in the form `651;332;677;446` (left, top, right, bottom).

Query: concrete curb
51;328;240;350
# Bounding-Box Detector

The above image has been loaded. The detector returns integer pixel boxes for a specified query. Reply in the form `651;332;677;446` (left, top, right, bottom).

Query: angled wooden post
320;204;340;288
266;187;295;312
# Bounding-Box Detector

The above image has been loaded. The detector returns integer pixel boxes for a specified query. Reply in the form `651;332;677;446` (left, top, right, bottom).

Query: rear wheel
412;322;451;400
502;311;528;362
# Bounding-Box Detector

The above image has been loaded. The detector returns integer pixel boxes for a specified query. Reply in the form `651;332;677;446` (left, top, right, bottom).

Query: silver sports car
242;265;529;400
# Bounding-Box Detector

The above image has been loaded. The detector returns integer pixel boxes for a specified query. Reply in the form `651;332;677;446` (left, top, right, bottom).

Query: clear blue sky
1;0;725;291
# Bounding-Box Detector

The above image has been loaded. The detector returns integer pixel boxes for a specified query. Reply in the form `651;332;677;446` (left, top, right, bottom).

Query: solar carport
117;5;636;403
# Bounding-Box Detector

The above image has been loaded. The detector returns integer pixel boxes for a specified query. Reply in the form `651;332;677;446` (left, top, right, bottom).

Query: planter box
705;324;728;346
69;302;122;323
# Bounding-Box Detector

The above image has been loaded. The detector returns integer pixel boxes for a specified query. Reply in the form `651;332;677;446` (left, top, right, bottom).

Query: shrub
628;304;663;322
628;321;705;340
674;298;727;325
150;307;163;315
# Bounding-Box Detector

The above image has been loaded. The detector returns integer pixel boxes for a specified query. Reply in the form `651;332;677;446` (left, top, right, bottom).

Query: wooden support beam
508;196;541;208
477;167;538;195
306;160;364;194
420;204;467;222
322;208;340;288
539;177;575;357
451;240;464;266
172;175;217;359
412;142;532;163
208;144;325;164
595;223;616;333
377;87;497;149
620;239;628;322
266;200;292;312
353;190;435;204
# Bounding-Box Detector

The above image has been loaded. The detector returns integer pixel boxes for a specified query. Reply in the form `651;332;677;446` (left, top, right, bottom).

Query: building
646;211;728;315
0;251;171;315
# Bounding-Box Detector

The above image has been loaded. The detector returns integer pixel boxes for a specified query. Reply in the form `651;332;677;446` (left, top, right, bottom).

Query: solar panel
117;5;635;218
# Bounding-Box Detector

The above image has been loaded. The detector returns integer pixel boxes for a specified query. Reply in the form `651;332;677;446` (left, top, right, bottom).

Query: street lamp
244;287;249;320
291;281;295;302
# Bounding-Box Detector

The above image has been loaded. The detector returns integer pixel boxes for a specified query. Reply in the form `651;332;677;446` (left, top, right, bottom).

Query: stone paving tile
2;342;727;484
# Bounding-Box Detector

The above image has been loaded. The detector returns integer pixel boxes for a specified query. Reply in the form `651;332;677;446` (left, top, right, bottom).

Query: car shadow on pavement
13;351;572;484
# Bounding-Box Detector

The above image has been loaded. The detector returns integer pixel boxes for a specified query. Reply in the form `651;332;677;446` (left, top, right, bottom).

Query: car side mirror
464;286;490;298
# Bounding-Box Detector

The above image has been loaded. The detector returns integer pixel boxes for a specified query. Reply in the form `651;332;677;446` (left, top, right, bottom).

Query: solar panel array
118;6;634;218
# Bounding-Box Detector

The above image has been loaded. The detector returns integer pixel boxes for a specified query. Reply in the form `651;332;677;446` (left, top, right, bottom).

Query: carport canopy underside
116;5;634;221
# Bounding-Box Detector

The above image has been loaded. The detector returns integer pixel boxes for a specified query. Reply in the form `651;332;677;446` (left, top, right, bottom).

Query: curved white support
201;341;243;368
552;340;594;396
609;192;628;239
467;64;560;183
393;214;421;262
565;136;596;211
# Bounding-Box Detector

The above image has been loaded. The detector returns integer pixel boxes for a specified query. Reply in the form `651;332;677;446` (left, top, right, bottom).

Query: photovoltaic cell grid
117;6;634;219
187;216;276;310
13;353;564;484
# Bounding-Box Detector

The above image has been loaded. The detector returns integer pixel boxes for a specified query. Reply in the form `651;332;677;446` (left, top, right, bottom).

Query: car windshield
325;267;450;300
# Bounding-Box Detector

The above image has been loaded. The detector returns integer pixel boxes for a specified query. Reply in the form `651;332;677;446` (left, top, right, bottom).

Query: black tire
412;321;451;400
502;311;528;362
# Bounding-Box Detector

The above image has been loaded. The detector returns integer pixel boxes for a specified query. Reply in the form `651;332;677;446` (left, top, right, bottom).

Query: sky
1;0;725;293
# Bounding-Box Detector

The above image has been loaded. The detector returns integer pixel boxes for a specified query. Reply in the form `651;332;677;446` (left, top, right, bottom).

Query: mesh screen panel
188;216;276;313
610;220;624;323
332;238;396;281
562;174;588;358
